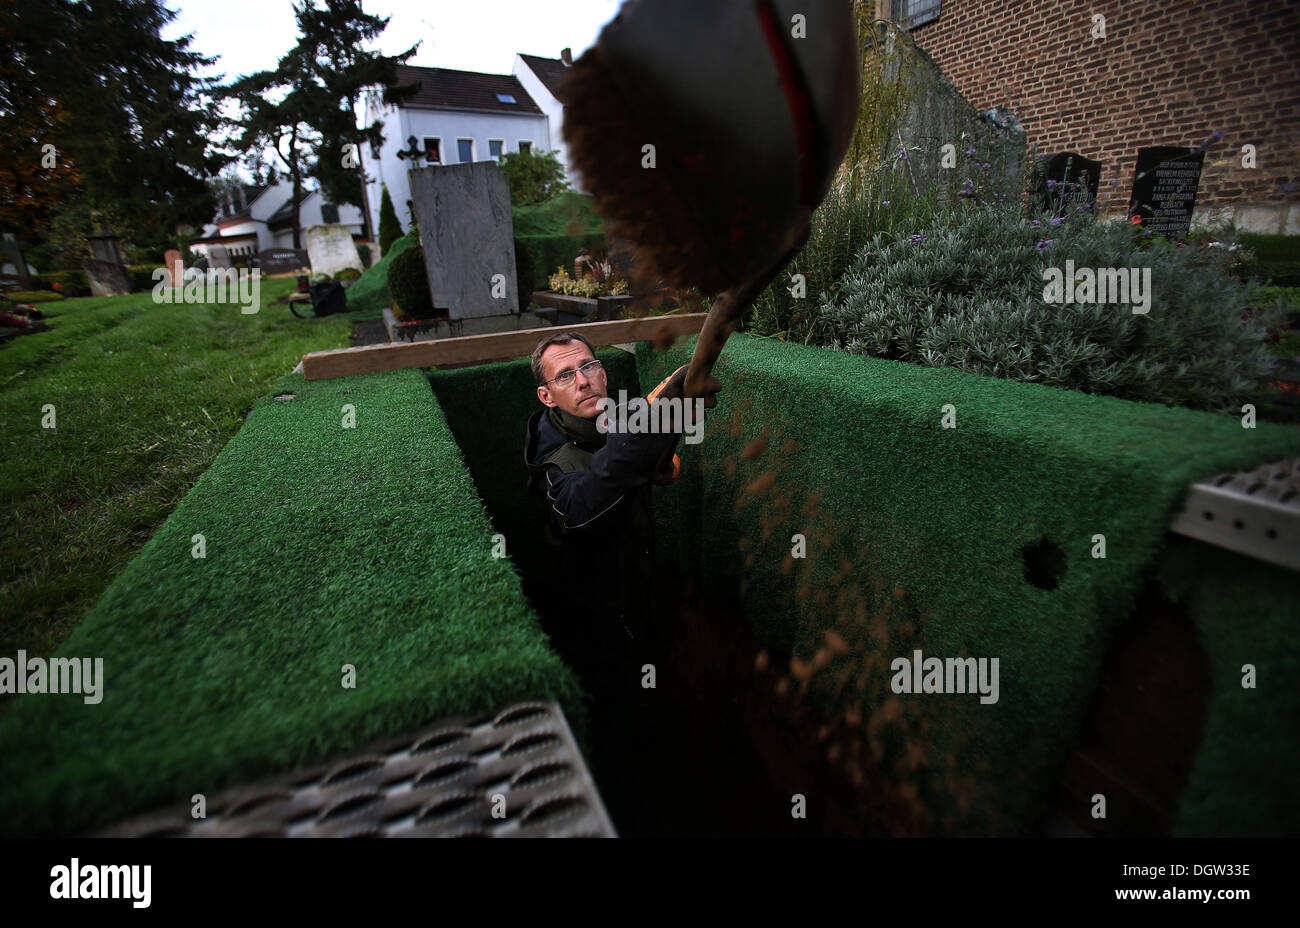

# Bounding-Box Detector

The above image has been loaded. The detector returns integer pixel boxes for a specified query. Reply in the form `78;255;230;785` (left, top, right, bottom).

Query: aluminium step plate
99;701;616;838
1170;457;1300;573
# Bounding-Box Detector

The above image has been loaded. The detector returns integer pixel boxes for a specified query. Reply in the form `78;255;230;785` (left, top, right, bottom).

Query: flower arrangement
548;260;629;297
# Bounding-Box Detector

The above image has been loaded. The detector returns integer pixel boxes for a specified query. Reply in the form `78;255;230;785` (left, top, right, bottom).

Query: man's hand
648;364;722;410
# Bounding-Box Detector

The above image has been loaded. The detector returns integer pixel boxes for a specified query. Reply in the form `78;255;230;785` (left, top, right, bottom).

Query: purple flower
909;233;926;244
1031;219;1042;227
1036;239;1054;250
1076;203;1092;212
882;200;891;206
965;147;976;156
982;162;990;169
899;148;909;160
1050;217;1063;226
1046;179;1058;189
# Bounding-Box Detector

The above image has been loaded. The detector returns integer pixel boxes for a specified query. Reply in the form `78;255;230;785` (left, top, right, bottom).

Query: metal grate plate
100;701;616;837
1170;457;1300;573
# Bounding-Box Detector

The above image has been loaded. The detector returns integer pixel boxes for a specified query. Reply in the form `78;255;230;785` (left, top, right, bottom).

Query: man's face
536;342;607;418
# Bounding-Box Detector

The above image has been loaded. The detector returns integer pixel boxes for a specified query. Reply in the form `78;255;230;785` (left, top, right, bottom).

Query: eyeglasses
543;358;604;387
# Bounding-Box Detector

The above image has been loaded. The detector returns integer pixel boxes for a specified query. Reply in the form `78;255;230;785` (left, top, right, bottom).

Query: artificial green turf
639;333;1300;836
1156;537;1300;836
0;365;584;836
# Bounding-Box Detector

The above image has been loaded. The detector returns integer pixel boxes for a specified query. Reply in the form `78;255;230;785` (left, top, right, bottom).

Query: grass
0;364;582;836
0;276;377;668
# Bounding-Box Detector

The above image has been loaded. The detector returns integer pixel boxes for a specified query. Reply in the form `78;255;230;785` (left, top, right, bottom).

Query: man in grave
523;331;720;690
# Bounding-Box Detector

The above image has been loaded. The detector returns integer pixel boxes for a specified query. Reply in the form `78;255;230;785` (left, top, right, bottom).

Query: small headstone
208;244;232;269
164;249;183;290
1128;146;1205;239
3;233;32;289
408;162;518;317
84;231;131;296
304;225;363;278
257;248;310;275
1032;151;1101;217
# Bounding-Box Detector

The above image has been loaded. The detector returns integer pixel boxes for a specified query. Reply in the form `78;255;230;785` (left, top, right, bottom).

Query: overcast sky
162;0;620;83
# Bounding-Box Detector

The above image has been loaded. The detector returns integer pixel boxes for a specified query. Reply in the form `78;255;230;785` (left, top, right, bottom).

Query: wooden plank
300;313;709;380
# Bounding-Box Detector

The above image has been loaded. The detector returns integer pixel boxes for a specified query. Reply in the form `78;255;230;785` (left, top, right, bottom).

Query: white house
360;54;579;243
191;178;367;261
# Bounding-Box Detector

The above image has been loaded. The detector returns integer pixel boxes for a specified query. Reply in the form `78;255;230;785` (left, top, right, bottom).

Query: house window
320;203;340;224
518;140;532;155
891;0;941;28
458;138;473;163
489;140;503;161
423;138;441;163
496;93;516;104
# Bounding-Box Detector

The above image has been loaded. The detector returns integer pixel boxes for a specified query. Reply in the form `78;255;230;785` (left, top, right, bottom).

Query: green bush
514;238;536;309
2;290;65;303
386;245;434;320
346;233;416;315
519;233;606;290
1239;233;1300;286
357;244;373;269
820;204;1283;414
511;192;602;237
498;149;571;205
378;186;402;254
128;265;160;291
333;267;362;283
32;270;89;295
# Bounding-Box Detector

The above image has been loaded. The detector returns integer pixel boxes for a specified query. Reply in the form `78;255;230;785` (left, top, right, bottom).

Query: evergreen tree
233;0;417;245
1;0;230;260
378;187;402;253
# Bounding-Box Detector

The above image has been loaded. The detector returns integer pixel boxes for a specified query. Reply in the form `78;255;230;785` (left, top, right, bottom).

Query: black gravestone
1128;147;1205;239
257;248;311;275
1031;152;1101;217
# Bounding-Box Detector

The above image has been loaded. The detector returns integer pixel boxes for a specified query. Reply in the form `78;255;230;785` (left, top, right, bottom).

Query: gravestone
164;249;183;290
1032;152;1101;217
304;225;363;278
208;244;232;270
408;162;518;317
84;232;131;296
1128;147;1205;239
3;233;32;288
257;248;310;275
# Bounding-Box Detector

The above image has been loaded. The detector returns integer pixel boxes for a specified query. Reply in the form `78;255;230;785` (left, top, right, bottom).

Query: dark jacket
524;404;677;638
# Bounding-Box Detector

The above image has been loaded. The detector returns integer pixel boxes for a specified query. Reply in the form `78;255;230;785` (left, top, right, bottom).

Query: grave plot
2;331;1297;837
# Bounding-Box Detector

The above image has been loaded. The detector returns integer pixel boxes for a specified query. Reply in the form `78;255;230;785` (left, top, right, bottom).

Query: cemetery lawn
0;277;375;677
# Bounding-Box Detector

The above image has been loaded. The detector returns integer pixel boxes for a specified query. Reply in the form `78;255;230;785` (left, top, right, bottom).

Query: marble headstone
1128;146;1205;239
408;162;518;317
258;248;310;275
304;225;363;278
208;244;233;270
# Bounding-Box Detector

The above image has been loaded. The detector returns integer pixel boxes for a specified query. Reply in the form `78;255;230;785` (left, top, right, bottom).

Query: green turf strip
639;333;1300;836
0;366;583;836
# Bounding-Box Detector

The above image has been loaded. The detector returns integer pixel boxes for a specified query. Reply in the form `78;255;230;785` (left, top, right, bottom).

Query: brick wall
903;0;1299;231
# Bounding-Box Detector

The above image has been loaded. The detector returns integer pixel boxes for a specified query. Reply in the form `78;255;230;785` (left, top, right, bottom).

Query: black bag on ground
291;281;348;318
